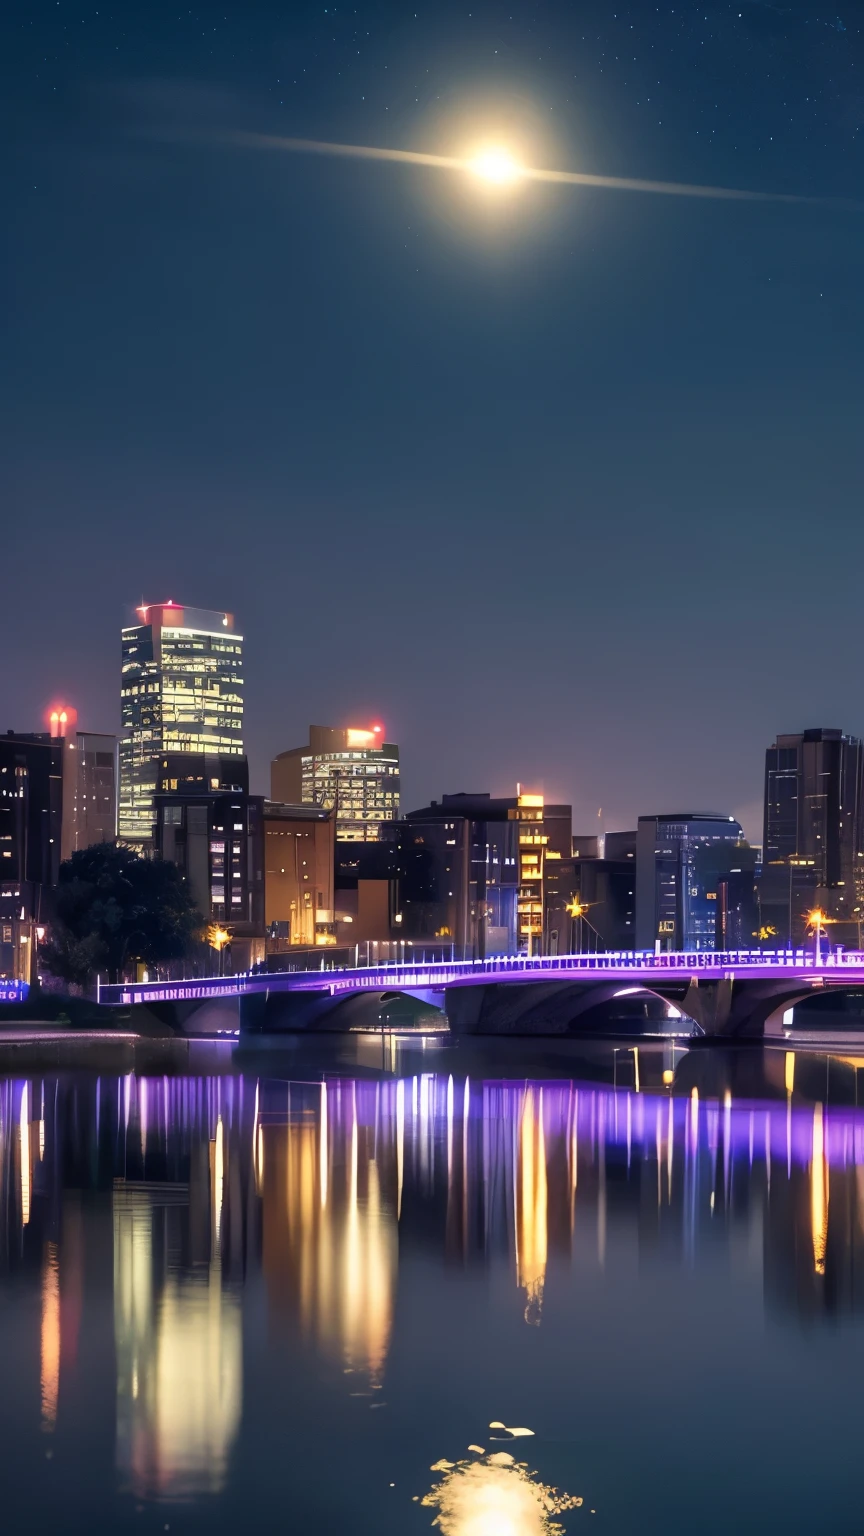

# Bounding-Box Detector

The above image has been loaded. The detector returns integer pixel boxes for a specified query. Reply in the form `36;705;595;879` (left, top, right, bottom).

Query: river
0;1034;862;1533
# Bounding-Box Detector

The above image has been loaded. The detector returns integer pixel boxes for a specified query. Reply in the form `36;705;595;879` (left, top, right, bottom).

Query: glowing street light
565;896;595;955
805;908;829;962
207;925;231;977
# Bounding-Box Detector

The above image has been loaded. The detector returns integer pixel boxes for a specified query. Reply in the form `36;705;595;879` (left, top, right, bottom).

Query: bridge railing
97;947;864;1007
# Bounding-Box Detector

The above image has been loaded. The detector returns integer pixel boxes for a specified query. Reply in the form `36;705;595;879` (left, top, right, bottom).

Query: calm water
2;1034;864;1534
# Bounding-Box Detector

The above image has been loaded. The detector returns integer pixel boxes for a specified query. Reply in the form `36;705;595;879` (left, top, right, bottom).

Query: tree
41;843;203;986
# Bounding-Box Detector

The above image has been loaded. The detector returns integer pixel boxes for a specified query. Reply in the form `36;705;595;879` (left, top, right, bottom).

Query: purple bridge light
100;949;864;1010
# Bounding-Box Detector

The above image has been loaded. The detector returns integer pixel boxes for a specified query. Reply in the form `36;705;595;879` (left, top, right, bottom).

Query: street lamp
805;908;829;963
207;924;231;977
566;896;590;955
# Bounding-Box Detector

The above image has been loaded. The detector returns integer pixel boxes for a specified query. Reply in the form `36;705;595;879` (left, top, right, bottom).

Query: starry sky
3;0;863;840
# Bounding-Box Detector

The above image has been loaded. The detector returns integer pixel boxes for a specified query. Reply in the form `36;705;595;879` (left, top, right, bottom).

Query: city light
46;702;77;738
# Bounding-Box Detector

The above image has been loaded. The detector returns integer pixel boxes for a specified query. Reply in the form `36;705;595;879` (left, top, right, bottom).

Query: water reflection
4;1047;864;1518
423;1443;582;1536
259;1081;397;1386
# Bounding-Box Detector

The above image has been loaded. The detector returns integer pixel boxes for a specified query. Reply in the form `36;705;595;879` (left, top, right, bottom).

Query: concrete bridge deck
100;950;864;1039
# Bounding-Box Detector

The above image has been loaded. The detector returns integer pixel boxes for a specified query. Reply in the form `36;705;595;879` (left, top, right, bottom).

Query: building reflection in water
259;1081;397;1388
40;1240;60;1431
7;1049;864;1500
517;1087;548;1324
112;1078;243;1499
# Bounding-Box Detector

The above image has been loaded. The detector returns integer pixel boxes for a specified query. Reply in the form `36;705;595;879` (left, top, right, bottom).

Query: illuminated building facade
395;791;572;956
271;725;399;843
761;728;864;946
263;801;336;949
120;603;243;850
635;813;746;951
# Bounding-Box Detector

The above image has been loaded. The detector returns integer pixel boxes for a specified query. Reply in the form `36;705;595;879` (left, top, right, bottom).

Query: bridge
100;949;864;1038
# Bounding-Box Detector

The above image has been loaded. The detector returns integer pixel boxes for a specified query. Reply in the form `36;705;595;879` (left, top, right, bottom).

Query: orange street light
805;908;831;961
207;925;231;977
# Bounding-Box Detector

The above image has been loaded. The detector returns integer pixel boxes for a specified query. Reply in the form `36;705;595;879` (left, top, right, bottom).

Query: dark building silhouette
761;729;864;946
712;845;760;949
394;791;572;956
0;732;63;980
154;752;264;968
557;848;637;951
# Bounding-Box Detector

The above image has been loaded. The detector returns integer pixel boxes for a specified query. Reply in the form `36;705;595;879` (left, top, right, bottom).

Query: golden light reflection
113;1181;242;1498
422;1445;583;1536
151;1271;242;1495
517;1089;547;1326
811;1103;829;1276
41;1241;60;1432
262;1095;397;1386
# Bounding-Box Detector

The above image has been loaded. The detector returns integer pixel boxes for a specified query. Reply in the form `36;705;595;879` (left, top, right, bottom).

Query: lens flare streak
217;129;847;207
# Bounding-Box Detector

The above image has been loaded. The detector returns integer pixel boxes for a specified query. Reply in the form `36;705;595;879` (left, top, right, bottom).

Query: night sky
3;0;863;840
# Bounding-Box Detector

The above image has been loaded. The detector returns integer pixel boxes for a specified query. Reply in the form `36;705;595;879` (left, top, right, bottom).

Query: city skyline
19;591;864;846
4;3;863;1531
4;1;862;852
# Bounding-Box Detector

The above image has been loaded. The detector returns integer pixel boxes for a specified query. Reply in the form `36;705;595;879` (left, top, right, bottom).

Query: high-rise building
43;709;117;859
119;603;243;850
395;791;572;956
636;813;747;952
60;731;117;857
551;830;637;952
271;725;399;843
761;729;864;945
0;732;62;981
153;753;263;969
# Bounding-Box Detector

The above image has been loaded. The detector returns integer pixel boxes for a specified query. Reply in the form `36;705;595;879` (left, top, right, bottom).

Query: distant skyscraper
119;602;243;850
636;813;746;952
46;710;117;859
271;725;399;843
761;728;864;945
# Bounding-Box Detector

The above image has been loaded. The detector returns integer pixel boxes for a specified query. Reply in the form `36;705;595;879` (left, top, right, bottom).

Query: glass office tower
119;602;243;850
761;728;864;944
635;813;746;952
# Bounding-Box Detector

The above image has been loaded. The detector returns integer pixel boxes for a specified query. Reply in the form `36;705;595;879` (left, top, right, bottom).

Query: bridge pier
681;977;833;1038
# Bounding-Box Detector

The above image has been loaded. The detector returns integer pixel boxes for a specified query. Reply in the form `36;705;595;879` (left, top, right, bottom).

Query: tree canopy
41;843;203;986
